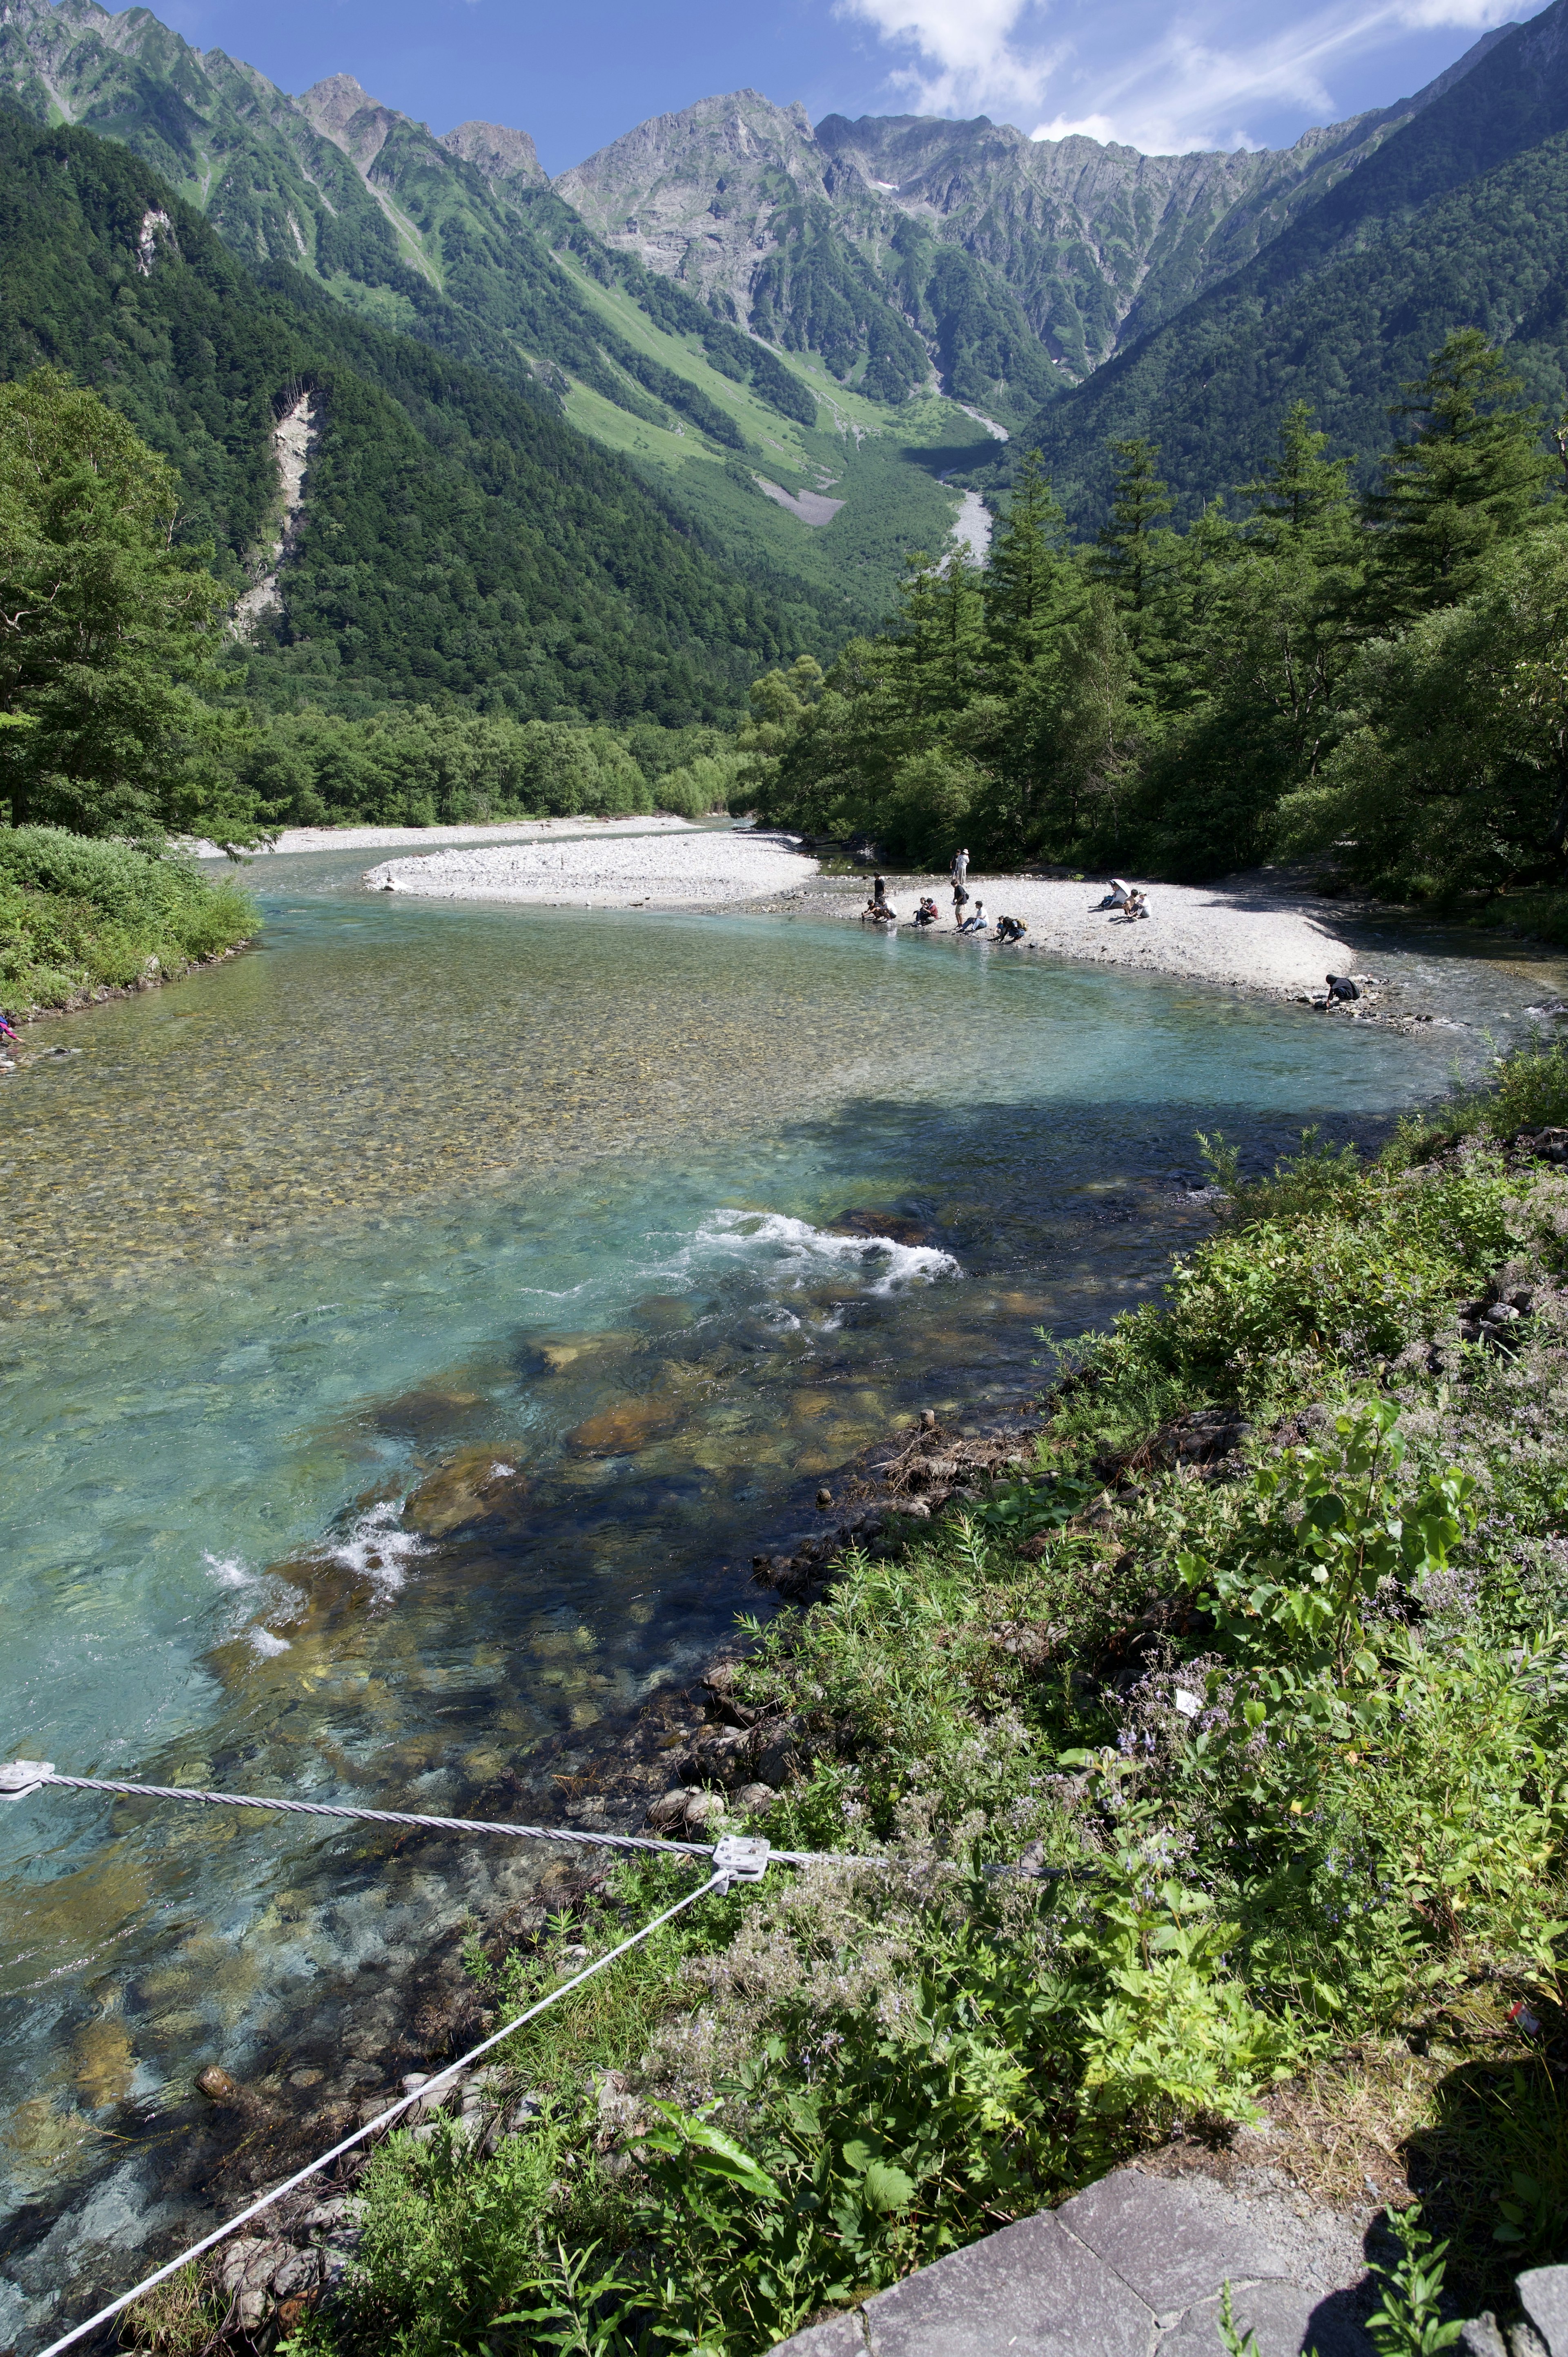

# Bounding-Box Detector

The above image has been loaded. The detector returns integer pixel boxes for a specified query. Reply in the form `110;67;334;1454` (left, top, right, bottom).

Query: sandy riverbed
192;815;701;859
367;832;1357;995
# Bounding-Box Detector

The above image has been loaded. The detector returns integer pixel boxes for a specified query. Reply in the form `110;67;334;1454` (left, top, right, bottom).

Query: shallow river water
2;842;1564;2341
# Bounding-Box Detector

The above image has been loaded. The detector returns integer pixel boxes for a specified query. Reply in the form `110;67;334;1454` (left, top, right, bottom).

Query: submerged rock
404;1445;530;1536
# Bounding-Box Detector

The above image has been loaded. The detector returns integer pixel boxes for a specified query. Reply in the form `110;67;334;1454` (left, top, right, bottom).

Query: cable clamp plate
712;1834;769;1883
0;1760;53;1801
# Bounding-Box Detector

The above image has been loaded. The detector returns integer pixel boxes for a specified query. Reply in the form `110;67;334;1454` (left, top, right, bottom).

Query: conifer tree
983;449;1084;683
1237;402;1356;556
1363;329;1551;627
891;549;986;715
1090;439;1174;647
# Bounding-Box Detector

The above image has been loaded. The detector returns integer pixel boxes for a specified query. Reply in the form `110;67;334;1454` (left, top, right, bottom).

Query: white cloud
837;0;1061;116
840;0;1534;156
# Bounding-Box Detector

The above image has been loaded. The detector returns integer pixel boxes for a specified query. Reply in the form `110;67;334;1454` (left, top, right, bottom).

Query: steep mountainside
0;109;813;719
814;38;1512;371
0;2;1000;618
1015;0;1568;524
0;4;818;442
553;40;1505;399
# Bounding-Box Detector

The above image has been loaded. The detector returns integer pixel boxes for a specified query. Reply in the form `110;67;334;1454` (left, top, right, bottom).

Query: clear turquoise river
1;840;1561;2340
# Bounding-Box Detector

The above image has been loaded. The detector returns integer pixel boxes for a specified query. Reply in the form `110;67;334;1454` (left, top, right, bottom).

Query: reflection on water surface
0;852;1563;2340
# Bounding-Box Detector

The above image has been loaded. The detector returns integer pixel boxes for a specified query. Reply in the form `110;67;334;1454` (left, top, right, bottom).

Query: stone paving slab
769;2167;1380;2357
1160;2280;1374;2357
1056;2168;1294;2315
859;2210;1156;2357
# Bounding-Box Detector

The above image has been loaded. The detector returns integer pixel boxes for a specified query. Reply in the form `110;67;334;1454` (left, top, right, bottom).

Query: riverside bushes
0;826;255;1015
254;1058;1568;2357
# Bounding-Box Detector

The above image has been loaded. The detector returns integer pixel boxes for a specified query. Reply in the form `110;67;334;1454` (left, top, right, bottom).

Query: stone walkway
771;2165;1568;2356
774;2168;1379;2356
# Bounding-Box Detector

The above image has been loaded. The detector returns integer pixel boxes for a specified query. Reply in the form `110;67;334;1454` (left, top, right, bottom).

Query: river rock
565;1395;684;1455
404;1446;528;1536
216;2237;318;2330
195;2064;241;2103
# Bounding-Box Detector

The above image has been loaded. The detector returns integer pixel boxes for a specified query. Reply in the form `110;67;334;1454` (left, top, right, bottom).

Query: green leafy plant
1365;2205;1464;2356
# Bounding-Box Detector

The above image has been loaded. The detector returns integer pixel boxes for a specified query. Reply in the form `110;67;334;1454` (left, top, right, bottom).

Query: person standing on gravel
950;847;970;890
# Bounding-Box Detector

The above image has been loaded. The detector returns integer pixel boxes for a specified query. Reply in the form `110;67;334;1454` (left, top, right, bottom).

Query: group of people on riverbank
861;847;1156;944
860;853;1029;946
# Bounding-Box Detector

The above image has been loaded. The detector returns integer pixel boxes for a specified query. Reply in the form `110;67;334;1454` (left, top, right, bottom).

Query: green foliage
1365;2205;1465;2355
0;368;264;842
0;113;811;728
319;1090;1568;2355
0;825;256;1015
233;707;656;828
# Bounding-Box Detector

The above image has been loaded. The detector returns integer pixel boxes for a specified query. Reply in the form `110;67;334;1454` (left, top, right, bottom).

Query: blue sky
153;0;1550;172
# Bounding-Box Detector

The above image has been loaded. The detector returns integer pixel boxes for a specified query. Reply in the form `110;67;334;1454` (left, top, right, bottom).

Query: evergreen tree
1238;402;1356;557
983;449;1084;684
1090;439;1175;649
1363;329;1551;627
890;550;987;716
0;369;263;842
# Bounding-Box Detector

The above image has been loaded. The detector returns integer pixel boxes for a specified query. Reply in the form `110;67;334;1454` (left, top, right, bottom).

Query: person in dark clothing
1326;973;1360;1002
994;915;1027;943
913;897;940;926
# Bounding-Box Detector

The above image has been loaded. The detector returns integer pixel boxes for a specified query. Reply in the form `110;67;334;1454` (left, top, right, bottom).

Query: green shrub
0;826;256;1015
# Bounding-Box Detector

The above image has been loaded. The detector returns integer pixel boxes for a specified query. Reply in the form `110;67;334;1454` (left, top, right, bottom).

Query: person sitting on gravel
958;899;988;934
913;897;940;927
994;914;1027;943
1094;879;1132;910
1326;972;1360;1002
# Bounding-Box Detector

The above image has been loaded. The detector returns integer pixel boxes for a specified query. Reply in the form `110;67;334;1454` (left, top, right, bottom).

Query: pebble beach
364;830;1358;996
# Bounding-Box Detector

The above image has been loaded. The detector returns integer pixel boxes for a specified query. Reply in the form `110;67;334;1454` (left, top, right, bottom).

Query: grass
0;827;257;1020
123;1052;1568;2356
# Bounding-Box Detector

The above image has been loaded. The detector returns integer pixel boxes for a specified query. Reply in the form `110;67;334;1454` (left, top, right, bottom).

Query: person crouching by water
913;896;940;927
994;914;1027;943
1326;972;1359;1002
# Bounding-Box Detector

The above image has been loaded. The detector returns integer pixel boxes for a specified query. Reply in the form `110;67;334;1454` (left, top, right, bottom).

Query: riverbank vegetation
207;1044;1568;2357
0;827;255;1014
228;707;743;829
737;332;1568;920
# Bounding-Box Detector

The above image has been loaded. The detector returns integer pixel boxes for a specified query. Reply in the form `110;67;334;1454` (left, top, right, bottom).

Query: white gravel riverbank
194;814;702;859
359;831;1359;996
363;828;818;905
768;872;1359;996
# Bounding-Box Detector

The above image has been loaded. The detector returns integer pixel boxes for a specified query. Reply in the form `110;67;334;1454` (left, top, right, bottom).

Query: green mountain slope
1016;0;1568;523
811;34;1510;377
0;4;997;625
0;109;813;720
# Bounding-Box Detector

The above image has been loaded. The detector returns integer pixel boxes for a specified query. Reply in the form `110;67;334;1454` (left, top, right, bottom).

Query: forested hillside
0;110;820;722
0;4;994;613
1018;0;1568;524
740;333;1568;914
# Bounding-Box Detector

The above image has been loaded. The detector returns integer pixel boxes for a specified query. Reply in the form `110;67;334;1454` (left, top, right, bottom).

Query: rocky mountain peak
298;72;406;171
553;87;840;309
441;118;546;190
